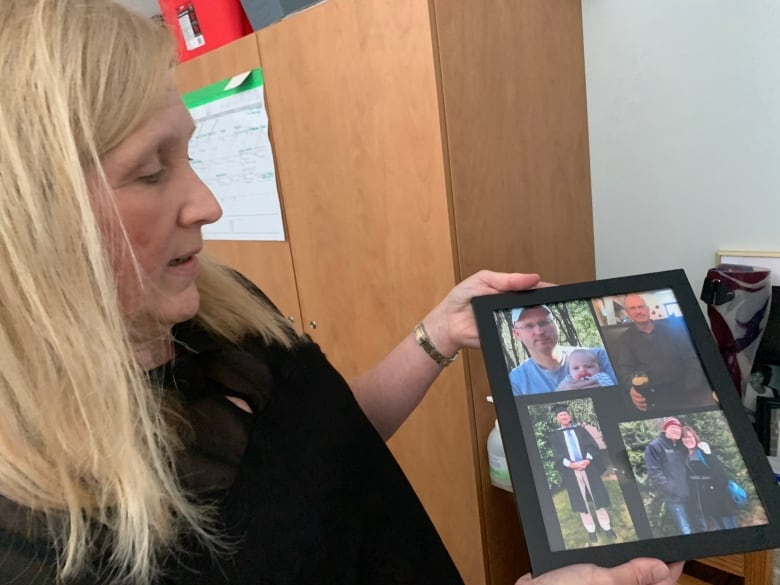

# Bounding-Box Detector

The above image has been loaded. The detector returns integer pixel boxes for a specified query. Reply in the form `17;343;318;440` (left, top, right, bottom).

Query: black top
685;448;738;519
644;434;689;504
613;318;713;411
0;321;463;584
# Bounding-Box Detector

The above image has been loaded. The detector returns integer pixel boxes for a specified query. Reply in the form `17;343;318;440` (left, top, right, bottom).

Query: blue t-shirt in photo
509;347;616;396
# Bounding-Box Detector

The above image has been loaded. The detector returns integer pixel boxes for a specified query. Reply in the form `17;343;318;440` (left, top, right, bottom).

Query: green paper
182;68;264;109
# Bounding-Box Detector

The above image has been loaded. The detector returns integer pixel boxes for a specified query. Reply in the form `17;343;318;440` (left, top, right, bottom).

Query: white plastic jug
486;396;513;492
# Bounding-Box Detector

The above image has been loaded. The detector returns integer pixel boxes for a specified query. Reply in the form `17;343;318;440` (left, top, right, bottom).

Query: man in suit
548;403;616;545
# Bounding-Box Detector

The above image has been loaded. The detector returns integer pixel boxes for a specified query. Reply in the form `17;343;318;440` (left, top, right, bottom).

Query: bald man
616;294;714;411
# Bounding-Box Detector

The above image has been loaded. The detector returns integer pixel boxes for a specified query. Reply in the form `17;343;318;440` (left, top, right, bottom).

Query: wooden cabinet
176;1;594;583
680;551;775;585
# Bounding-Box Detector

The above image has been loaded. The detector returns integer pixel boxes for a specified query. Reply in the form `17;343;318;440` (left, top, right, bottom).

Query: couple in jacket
645;417;739;535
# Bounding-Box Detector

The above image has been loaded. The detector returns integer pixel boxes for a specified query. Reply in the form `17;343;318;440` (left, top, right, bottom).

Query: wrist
414;319;458;367
420;306;460;357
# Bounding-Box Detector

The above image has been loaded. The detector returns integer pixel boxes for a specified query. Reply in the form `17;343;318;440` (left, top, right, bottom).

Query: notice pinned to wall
183;68;285;241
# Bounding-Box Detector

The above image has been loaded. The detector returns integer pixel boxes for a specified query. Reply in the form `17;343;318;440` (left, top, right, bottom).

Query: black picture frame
756;396;780;457
472;269;780;575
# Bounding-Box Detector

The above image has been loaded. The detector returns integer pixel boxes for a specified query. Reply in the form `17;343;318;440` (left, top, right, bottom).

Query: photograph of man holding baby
493;302;617;396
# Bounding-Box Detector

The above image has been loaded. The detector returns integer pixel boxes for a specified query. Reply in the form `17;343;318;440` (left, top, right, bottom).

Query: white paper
188;84;285;241
224;71;251;91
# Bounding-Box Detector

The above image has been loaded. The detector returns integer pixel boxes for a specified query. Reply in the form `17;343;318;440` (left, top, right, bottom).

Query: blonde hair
0;0;291;582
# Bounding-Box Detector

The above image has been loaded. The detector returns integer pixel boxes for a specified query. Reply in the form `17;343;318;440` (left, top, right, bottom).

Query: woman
745;363;779;420
0;1;682;583
681;426;739;531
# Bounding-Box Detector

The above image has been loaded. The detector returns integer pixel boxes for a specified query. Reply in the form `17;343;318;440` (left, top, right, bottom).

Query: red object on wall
158;0;253;62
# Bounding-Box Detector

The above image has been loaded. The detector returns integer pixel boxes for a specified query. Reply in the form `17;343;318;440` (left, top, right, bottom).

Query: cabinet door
257;0;487;582
176;34;302;326
433;0;596;582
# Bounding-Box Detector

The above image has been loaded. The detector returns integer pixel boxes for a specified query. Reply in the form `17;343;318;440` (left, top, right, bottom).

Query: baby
558;348;616;389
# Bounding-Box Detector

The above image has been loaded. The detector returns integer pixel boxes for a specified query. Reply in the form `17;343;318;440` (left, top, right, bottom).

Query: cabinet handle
287;316;295;323
309;321;318;329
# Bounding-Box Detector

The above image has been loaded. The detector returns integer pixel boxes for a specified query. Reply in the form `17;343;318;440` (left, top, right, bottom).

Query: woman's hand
515;559;684;585
421;270;541;358
349;270;543;439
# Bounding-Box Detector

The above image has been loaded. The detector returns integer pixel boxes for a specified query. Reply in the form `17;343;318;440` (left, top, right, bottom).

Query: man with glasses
509;305;616;396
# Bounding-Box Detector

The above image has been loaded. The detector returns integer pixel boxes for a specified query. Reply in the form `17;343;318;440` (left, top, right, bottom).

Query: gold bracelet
414;321;458;367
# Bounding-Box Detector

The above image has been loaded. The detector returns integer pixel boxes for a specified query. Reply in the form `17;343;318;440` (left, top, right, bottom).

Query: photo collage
492;289;769;553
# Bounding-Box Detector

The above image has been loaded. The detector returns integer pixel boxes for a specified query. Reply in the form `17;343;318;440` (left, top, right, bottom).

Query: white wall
582;1;780;293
